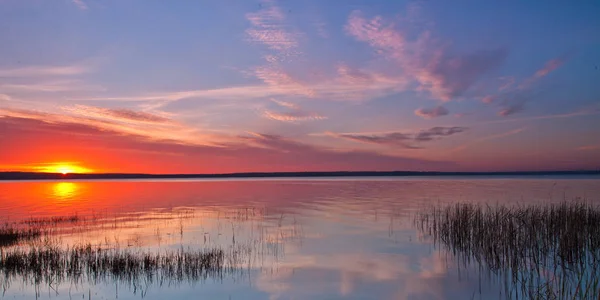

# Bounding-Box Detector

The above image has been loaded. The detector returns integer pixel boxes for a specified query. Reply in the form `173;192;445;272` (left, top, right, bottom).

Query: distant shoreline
1;170;599;181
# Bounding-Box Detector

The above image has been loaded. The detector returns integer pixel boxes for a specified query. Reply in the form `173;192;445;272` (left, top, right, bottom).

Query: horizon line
1;170;599;181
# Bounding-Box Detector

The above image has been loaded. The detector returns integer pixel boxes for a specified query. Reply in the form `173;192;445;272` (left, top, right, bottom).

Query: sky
0;0;599;174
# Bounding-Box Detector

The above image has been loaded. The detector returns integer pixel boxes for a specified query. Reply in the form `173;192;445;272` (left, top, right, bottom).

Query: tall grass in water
0;244;230;294
416;202;600;299
0;225;41;247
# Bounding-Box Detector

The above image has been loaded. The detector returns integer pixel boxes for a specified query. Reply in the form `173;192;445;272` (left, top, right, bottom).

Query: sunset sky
1;0;599;173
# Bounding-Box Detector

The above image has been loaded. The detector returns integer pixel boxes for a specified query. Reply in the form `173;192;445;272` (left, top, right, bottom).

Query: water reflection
51;182;79;202
0;178;599;299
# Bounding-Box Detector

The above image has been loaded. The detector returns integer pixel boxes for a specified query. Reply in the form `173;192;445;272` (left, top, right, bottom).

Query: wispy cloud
253;65;314;97
270;98;299;109
0;80;105;92
0;106;213;147
534;57;567;79
245;0;300;60
578;145;600;151
481;55;569;116
62;105;173;124
0;62;94;78
414;127;467;141
415;106;449;119
72;0;88;10
1;116;456;173
452;128;525;152
330;132;416;149
313;20;329;38
519;55;569;89
497;101;525;116
328;126;467;149
263;110;326;122
0;94;11;102
78;66;408;107
263;98;325;122
346;10;507;101
498;76;515;91
479;106;600;125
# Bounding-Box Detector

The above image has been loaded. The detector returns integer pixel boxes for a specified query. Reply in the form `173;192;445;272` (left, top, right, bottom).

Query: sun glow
36;163;94;174
51;182;79;201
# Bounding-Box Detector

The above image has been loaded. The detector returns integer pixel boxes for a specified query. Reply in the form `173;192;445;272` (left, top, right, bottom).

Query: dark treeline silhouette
1;170;599;181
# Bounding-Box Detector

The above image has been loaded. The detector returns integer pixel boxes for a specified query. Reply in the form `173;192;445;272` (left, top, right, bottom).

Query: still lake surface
1;176;599;299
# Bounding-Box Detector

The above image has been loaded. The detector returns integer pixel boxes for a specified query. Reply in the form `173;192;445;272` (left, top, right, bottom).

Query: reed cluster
22;215;81;226
416;202;600;299
0;225;42;247
0;244;227;291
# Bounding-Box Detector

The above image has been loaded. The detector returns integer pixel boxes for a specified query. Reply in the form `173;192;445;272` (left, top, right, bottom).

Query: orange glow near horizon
37;163;94;174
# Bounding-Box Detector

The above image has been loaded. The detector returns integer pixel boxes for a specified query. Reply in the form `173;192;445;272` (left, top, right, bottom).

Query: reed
0;244;229;291
0;224;42;247
22;215;81;226
415;202;600;299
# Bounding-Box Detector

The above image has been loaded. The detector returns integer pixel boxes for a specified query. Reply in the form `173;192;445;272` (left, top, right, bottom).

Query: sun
35;162;94;174
57;166;74;175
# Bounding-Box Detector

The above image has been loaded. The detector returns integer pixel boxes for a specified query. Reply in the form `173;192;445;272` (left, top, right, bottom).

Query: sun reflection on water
52;182;79;202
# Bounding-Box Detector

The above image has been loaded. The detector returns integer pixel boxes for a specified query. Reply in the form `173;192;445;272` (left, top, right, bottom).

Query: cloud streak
245;0;300;60
263;110;326;122
534;57;567;79
0;62;94;78
0;80;105;93
0;106;211;147
263;98;326;122
481;55;569;116
328;126;468;149
346;10;507;101
72;0;88;10
62;105;173;124
0;114;455;173
415;106;449;119
452;128;525;152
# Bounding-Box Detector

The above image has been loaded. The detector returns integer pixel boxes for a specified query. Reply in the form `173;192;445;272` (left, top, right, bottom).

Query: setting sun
34;163;94;174
58;166;73;175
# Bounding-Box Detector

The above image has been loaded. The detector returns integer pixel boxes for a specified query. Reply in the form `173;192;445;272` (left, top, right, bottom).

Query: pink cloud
263;110;326;122
534;57;567;78
0;63;93;78
264;99;326;122
0;80;105;92
498;76;515;91
0;109;457;173
519;55;569;89
245;1;300;59
62;105;172;124
271;99;299;109
0;106;209;146
414;106;449;119
497;102;524;116
481;95;497;104
336;64;376;86
253;66;315;97
72;0;88;10
578;145;600;151
345;10;507;101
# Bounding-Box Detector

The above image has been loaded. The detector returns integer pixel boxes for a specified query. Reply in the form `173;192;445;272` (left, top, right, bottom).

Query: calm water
1;177;600;299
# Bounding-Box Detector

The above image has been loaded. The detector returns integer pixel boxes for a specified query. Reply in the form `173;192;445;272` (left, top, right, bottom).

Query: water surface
1;177;599;299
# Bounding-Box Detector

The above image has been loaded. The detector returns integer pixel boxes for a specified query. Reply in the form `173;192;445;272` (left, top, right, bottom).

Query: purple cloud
329;126;468;149
498;102;525;116
415;106;449;119
346;10;508;101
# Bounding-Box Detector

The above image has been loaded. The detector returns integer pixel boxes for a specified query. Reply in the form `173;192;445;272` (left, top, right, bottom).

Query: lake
1;176;600;299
